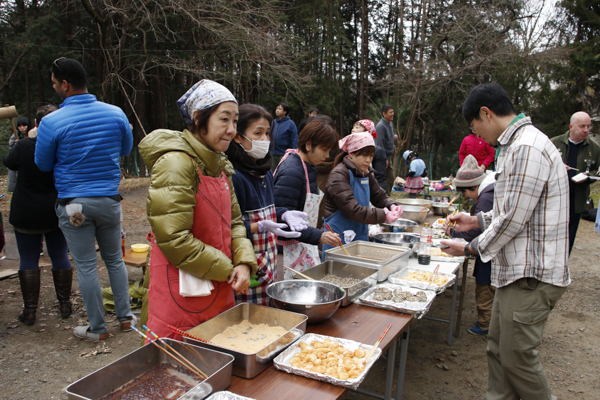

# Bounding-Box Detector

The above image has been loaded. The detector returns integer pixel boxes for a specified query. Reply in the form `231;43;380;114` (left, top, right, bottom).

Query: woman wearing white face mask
226;104;308;305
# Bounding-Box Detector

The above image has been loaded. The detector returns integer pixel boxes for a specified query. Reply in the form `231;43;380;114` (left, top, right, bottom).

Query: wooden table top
228;303;413;400
123;248;148;268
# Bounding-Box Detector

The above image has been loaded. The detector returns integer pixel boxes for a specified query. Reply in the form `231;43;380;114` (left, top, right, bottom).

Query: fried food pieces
289;339;368;380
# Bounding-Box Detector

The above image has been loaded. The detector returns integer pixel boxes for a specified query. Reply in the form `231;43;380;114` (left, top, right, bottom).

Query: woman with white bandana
138;80;258;341
225;104;308;305
322;132;403;256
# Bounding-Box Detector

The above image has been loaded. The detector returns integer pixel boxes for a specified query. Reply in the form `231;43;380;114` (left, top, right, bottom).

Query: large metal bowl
396;198;432;207
400;205;430;223
383;218;419;232
431;202;456;216
372;233;421;248
266;280;345;324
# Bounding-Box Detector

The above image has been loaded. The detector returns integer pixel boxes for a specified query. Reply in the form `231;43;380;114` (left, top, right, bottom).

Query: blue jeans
56;197;132;334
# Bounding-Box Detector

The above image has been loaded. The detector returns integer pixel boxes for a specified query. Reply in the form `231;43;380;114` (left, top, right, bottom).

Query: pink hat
357;119;377;138
339;132;375;154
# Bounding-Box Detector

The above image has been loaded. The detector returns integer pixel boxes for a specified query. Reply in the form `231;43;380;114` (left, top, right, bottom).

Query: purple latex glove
383;207;401;223
258;220;301;238
390;204;403;216
281;210;309;231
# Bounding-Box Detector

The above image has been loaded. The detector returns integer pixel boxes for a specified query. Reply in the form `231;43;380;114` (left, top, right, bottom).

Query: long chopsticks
168;325;211;344
132;326;207;379
363;324;392;365
144;325;208;380
284;265;314;280
324;223;351;256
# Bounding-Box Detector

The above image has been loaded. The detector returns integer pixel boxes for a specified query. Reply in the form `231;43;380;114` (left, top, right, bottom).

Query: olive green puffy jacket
138;129;258;282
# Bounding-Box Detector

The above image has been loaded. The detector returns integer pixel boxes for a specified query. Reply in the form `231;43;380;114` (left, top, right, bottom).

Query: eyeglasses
53;57;66;73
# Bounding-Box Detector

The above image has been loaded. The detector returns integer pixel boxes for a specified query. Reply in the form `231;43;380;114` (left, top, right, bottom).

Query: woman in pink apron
273;118;341;279
225;104;308;305
138;80;258;341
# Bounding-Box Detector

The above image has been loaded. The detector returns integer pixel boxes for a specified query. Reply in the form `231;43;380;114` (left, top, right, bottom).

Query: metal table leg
447;273;458;345
384;338;397;400
453;258;469;338
395;326;410;400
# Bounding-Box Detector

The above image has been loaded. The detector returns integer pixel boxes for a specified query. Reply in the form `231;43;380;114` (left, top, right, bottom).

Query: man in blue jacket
35;57;135;341
270;102;298;171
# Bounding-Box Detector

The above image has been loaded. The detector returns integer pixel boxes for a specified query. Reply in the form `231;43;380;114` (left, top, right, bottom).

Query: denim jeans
56;197;132;334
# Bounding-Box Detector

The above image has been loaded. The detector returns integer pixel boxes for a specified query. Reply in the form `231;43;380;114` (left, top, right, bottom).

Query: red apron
146;170;235;341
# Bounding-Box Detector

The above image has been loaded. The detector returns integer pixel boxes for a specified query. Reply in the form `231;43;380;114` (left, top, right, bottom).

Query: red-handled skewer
363;324;392;365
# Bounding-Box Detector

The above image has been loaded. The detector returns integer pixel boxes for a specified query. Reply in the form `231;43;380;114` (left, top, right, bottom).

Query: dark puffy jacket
3;137;58;231
270;116;298;156
273;153;322;245
35;94;133;198
372;145;387;189
323;156;396;223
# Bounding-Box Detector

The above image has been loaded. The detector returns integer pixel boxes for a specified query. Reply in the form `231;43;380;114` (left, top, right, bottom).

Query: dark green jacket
551;131;600;213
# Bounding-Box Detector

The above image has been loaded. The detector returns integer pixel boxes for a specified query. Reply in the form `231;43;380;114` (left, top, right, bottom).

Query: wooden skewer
363;324;392;365
284;265;314;280
168;325;210;344
144;326;208;380
420;203;432;211
131;327;206;379
324;223;351;256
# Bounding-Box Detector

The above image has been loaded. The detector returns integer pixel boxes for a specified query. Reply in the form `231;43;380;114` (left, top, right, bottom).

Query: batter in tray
210;320;289;353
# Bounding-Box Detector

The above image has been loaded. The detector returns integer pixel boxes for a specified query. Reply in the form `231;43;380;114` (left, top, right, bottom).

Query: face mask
242;135;270;160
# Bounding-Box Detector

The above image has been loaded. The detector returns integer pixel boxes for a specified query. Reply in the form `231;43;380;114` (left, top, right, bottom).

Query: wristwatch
464;243;476;258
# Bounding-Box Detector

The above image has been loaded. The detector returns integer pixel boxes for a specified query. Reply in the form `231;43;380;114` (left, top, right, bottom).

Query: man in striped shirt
442;83;570;400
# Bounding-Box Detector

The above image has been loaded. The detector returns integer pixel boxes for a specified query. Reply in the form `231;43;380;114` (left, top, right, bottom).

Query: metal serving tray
359;283;436;318
184;303;307;379
292;261;377;306
205;391;256;400
324;240;412;282
273;333;382;390
388;267;456;294
65;338;234;400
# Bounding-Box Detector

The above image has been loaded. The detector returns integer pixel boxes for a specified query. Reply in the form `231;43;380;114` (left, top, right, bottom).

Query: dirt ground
0;177;599;400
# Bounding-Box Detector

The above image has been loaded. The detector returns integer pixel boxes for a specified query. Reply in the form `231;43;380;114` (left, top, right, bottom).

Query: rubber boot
18;269;41;326
52;269;73;319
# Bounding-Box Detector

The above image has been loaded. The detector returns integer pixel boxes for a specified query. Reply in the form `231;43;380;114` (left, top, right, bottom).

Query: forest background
0;0;598;178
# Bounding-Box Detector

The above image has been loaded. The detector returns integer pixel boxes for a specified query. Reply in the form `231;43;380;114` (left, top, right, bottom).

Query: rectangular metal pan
66;338;234;400
184;303;307;379
324;240;412;281
292;261;378;306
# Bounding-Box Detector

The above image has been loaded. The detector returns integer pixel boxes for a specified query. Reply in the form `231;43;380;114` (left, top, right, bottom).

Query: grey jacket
375;119;395;158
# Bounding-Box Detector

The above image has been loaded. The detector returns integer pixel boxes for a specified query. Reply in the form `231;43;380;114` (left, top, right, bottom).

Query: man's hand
440;240;467;257
447;213;479;232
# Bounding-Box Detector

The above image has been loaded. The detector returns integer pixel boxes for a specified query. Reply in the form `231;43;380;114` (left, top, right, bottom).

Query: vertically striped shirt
472;117;571;288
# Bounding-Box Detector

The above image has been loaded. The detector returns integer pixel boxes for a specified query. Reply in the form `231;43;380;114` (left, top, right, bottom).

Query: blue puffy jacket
270;116;298;156
35;94;133;198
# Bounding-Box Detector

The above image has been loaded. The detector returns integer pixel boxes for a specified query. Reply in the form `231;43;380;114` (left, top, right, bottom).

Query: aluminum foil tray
205;391;256;400
358;283;436;318
273;333;382;390
388;267;456;294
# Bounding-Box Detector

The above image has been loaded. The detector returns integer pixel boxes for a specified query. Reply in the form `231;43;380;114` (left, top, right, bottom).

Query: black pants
568;207;581;255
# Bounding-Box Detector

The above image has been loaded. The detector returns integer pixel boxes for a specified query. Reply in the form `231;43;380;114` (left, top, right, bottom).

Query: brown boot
18;270;41;326
52;269;73;319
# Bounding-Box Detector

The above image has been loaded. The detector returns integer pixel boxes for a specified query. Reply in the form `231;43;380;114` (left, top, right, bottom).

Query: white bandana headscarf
177;79;237;124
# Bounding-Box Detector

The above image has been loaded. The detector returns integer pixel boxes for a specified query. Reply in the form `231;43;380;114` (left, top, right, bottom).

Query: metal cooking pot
431;202;455;216
383;218;419;232
372;233;421;248
399;205;429;223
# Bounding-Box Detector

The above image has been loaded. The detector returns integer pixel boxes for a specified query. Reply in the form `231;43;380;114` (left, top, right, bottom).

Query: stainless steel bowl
400;205;429;223
383;218;419;232
266;280;345;324
431;202;456;216
396;198;432;207
372;233;421;248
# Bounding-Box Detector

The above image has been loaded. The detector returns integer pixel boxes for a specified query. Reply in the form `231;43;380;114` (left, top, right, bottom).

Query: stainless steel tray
292;261;377;306
184;303;307;379
205;391;256;400
65;338;234;400
358;283;436;318
273;333;382;390
388;267;456;294
324;240;412;281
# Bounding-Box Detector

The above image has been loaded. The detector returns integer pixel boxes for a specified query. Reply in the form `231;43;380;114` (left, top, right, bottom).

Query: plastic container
419;223;432;265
